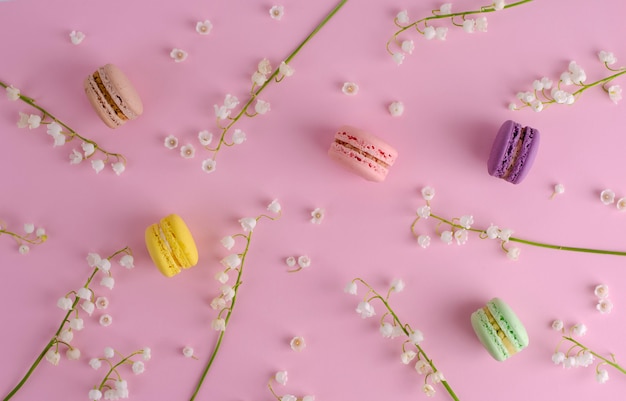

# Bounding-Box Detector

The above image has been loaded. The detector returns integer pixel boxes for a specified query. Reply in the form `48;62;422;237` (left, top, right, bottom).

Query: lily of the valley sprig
511;50;626;112
346;278;458;400
195;0;347;174
3;247;134;401
189;200;281;400
88;346;151;400
268;371;315;401
411;186;626;260
1;80;127;175
0;221;47;254
387;0;533;65
552;321;626;384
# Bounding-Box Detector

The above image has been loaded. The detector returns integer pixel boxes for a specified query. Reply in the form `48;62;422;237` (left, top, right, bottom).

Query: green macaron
470;297;529;361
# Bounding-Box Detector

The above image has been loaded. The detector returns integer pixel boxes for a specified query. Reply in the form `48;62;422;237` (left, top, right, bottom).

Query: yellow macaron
145;214;198;277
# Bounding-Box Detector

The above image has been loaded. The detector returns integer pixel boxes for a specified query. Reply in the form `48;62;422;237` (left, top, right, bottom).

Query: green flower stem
354;279;459;401
0;229;47;245
189;232;253;401
0;80;126;165
96;350;143;391
205;0;348;160
563;336;626;375
417;213;626;257
387;0;533;54
2;247;130;401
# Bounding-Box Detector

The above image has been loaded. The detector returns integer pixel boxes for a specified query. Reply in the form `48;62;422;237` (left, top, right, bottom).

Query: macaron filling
502;126;535;181
158;220;191;269
482;306;518;357
92;71;128;122
333;138;390;168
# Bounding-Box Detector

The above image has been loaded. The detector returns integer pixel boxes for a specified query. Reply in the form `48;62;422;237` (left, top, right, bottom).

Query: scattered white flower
401;350;417;364
344;281;357;295
96;297;109;310
251;71;267;86
164;135;178;149
507;247;521;261
551;319;564;331
297;255;311;269
551;351;565;365
485;224;499;239
401;40;414;54
198;130;213;146
594;284;609;299
88;389;102;401
66;347;81;360
290;336;306;352
396;10;409;25
356;301;375;318
530;100;543;112
81;142;95;157
423;26;436;40
417;235;431;249
89;358;102;370
111;162;125;176
498;228;514;242
23;223;34;234
254;99;271;115
239;217;257;232
459;215;474;229
596;368;610;384
17;112;29;128
231;129;246;145
267;199;281;213
45;349;60;365
221;236;235;250
170;48;188;62
196;20;213;35
597;298;613;314
77;287;91;300
302;396;315;401
119;254;134;269
104;347;115;359
392;52;405;65
69;149;83;164
409;329;424;344
598;50;617;65
572;323;587;336
182;346;195;358
617;198;626;211
5;85;20;101
417;205;431;219
311;208;325;224
69;30;85;45
388;101;404;116
380;322;394;338
454;229;468;245
221;285;236;301
70;318;84;331
440;230;453;244
99;314;113;327
201;158;217;173
91;159;105;174
214;104;231;120
494;0;506;10
439;3;452;14
431;371;445;383
97;259;111;272
215;271;229;284
476;16;488;32
551;183;565;198
81;300;95;316
608;85;622;104
257;59;272;76
421;186;435;201
26;114;41;129
270;5;285;20
180;144;195;159
462;19;475;33
341;82;359;96
279;61;294;77
415;359;430;374
100;276;114;290
18;244;29;255
221;254;241;269
275;370;288;385
601;189;616;205
210;297;226;310
132;360;145;374
281;395;297;401
58;329;73;343
57;297;73;311
142;347;151;361
390;279;405;293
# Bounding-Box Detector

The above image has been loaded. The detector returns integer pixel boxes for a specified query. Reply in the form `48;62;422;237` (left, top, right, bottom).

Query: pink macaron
84;64;143;129
328;125;398;182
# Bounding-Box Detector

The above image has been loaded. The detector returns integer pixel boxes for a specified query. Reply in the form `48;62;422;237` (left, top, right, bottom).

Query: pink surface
2;0;626;400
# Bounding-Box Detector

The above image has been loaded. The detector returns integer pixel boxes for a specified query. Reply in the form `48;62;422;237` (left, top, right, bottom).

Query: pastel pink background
2;0;626;400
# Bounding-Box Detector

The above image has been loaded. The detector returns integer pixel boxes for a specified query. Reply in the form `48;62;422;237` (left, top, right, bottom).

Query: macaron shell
471;308;508;361
508;127;540;184
487;120;520;179
487;298;529;350
328;125;398;182
83;75;124;128
100;64;143;119
160;214;198;268
145;223;180;277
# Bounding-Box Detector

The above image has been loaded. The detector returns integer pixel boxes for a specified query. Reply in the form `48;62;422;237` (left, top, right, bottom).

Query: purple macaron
487;120;540;184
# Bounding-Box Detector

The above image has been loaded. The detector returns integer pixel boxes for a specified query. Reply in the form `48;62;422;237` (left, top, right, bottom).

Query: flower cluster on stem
1;80;127;175
189;200;282;400
0;221;47;254
3;247;134;401
552;321;626;384
411;186;626;260
88;346;151;400
345;278;458;400
195;0;347;174
387;0;533;65
268;371;315;401
510;50;625;111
